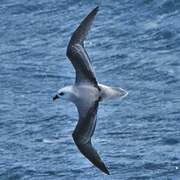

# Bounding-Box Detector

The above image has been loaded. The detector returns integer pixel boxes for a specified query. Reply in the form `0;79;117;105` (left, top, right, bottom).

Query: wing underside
66;7;100;90
72;99;110;175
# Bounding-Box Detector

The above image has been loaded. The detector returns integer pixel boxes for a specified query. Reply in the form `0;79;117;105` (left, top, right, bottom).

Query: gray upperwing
66;7;99;90
67;6;99;48
72;99;110;175
72;139;110;175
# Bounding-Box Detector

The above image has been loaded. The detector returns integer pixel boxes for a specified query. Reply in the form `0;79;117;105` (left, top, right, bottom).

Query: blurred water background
0;0;180;179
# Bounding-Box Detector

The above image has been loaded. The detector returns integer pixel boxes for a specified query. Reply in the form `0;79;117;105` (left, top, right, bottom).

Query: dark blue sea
1;0;180;179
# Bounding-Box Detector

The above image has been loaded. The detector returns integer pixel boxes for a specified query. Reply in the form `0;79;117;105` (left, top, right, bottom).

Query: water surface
0;0;180;179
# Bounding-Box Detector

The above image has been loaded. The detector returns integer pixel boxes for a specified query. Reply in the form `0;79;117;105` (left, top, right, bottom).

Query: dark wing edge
67;6;99;47
72;139;110;175
72;99;110;175
66;6;100;90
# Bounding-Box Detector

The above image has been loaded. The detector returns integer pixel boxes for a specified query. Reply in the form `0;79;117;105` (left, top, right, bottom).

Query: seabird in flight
53;6;128;175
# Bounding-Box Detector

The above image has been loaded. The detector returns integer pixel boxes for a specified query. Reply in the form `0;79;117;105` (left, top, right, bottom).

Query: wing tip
92;6;99;16
94;6;99;12
101;163;110;175
66;6;99;56
72;134;110;175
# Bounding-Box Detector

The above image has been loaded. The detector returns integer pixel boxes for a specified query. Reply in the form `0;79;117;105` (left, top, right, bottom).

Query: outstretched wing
72;99;110;175
66;6;100;90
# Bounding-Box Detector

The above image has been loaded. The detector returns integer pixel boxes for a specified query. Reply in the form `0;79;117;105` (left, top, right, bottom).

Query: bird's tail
99;84;128;100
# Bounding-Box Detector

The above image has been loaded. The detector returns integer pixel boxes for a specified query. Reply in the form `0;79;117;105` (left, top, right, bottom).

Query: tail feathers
111;87;128;98
99;84;128;100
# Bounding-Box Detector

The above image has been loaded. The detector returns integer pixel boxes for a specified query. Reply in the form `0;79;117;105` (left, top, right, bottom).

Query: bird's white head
53;86;75;102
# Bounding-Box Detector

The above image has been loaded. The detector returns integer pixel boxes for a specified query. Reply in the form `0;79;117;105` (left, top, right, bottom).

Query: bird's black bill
53;95;59;101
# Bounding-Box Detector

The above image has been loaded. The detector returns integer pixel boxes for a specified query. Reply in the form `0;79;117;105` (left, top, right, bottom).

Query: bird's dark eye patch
59;92;64;96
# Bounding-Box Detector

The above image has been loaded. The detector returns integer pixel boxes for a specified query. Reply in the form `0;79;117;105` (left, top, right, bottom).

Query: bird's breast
73;85;98;109
76;85;99;100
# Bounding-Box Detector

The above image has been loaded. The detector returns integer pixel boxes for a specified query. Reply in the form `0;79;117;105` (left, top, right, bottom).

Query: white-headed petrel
53;6;128;175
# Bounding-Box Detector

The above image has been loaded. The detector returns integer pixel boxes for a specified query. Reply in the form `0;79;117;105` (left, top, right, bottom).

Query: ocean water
0;0;180;179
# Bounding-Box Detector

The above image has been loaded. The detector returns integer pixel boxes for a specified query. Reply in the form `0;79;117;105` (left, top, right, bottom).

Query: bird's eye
59;92;64;96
